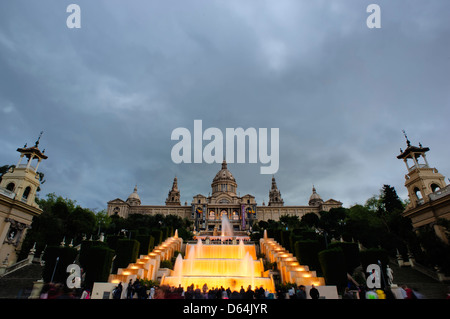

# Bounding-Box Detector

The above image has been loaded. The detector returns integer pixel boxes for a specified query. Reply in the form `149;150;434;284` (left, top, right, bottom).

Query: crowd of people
37;278;450;299
109;279;322;300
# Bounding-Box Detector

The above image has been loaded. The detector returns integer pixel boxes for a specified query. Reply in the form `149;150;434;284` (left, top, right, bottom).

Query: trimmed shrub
280;230;291;252
160;259;173;270
136;235;154;256
318;247;347;290
106;235;122;251
79;240;108;269
328;242;360;274
151;230;163;246
113;239;140;273
294;240;321;271
42;246;78;284
83;245;115;288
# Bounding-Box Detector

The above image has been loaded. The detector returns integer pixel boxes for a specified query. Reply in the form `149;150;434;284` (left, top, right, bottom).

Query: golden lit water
161;241;275;293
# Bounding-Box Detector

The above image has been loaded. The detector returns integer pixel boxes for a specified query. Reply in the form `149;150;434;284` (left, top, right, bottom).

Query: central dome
213;160;236;183
211;160;237;195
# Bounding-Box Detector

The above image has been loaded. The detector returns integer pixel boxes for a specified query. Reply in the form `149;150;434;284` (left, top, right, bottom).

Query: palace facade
107;160;342;232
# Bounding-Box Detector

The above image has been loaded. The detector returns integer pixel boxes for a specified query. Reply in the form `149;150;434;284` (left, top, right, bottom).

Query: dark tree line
252;185;450;274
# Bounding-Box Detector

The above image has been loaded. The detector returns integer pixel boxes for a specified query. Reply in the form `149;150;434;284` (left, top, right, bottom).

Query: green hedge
280;230;292;252
83;245;115;288
328;242;360;274
79;240;108;269
359;248;389;271
106;235;122;251
42;246;78;284
151;230;163;246
294;240;321;271
136;235;155;256
318;247;347;290
112;239;140;273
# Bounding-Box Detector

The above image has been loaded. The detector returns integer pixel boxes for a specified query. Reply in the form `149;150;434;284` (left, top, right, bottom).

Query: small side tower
0;133;47;266
0;132;48;209
126;185;141;206
308;186;324;207
268;176;284;206
397;131;446;209
166;177;181;206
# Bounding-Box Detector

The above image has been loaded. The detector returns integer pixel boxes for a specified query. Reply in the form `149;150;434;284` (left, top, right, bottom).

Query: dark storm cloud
0;0;449;210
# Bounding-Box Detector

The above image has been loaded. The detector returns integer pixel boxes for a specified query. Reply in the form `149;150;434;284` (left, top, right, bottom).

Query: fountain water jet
173;253;183;286
238;239;245;259
187;245;196;274
196;238;203;258
241;252;255;288
221;214;234;237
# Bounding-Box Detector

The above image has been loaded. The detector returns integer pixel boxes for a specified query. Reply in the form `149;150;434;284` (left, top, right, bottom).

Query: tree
94;210;112;235
0;164;15;183
380;184;404;214
301;212;320;229
66;207;97;241
318;208;347;240
19;193;94;259
279;214;301;230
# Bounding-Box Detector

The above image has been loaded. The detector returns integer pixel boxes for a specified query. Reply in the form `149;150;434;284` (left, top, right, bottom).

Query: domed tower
126;185;141;206
309;186;324;207
268;176;284;206
211;160;237;196
0;132;47;209
166;176;181;206
0;133;47;266
397;132;446;209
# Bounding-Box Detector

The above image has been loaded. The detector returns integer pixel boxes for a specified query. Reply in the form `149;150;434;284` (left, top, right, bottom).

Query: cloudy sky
1;0;449;211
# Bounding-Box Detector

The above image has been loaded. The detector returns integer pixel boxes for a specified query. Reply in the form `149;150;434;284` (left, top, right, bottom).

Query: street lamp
50;256;59;283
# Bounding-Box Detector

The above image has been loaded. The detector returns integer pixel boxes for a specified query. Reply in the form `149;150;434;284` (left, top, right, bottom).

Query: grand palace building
107;160;343;233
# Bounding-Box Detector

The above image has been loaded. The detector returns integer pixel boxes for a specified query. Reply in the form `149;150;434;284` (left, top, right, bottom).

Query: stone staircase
389;260;449;299
0;262;43;299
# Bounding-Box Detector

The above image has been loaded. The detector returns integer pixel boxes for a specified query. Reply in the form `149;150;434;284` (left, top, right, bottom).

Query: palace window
22;186;31;201
6;183;15;192
430;183;441;193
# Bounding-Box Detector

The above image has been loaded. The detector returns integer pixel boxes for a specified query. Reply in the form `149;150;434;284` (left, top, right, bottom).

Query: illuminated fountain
161;216;275;292
108;232;183;285
221;214;234;237
161;240;274;292
259;235;325;287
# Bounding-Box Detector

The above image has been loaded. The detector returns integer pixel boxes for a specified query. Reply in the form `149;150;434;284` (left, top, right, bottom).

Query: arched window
414;187;423;203
430;183;441;193
22;186;31;200
6;183;15;192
